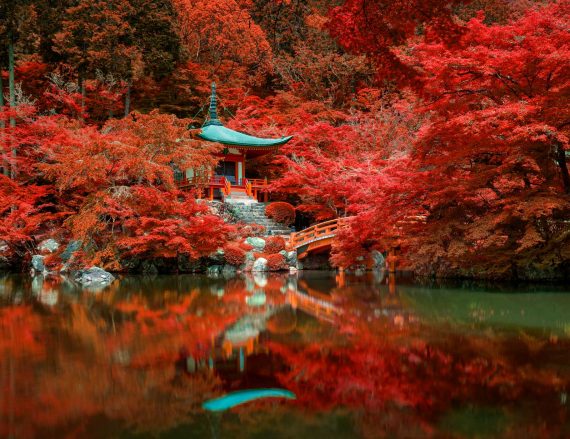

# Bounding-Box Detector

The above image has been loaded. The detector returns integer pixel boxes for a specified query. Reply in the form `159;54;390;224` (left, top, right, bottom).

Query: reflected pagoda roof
198;83;292;148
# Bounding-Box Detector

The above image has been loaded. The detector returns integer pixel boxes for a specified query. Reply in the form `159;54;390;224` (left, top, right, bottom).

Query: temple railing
177;175;226;188
177;175;269;190
177;175;272;201
223;178;232;196
244;178;253;197
248;177;269;188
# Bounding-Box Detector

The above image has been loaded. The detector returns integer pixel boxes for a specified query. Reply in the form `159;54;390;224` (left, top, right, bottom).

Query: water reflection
0;271;568;438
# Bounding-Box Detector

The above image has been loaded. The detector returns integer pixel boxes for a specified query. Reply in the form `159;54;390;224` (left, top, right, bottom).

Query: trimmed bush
265;236;286;253
242;224;266;237
223;243;246;266
239;242;254;251
266;253;288;271
266;202;295;226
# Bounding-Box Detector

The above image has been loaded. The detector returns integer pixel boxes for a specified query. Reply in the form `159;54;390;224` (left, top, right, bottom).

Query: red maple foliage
0;0;568;279
266;253;288;271
223;242;246;266
327;0;465;82
264;236;286;254
391;2;570;278
265;202;295;226
275;1;570;277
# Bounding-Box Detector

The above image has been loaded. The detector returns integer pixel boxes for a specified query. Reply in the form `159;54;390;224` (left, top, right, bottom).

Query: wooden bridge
288;216;418;271
288;218;348;260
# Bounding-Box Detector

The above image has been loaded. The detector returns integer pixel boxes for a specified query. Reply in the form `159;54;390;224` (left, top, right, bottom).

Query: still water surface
0;271;569;438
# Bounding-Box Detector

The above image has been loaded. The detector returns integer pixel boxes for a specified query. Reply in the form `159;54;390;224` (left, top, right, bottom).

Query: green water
0;271;568;438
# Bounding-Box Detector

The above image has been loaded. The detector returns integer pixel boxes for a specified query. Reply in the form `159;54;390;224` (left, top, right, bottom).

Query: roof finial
205;82;223;126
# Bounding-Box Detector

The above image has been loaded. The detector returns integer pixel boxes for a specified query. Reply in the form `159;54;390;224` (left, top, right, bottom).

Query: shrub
265;236;286;253
42;253;62;271
239;242;254;251
242;224;266;237
266;253;288;271
266;202;295;226
224;243;246;266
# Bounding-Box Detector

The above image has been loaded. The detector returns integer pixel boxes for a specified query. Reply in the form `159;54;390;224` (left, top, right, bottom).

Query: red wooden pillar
336;269;345;287
388;271;396;295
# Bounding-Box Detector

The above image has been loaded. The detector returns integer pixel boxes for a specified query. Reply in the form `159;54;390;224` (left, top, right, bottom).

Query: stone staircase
227;200;293;236
224;189;257;205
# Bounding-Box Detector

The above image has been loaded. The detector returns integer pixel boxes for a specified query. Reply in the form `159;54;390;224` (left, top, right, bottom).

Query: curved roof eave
199;124;293;148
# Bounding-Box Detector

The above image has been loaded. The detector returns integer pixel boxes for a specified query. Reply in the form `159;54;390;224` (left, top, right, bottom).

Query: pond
0;271;568;438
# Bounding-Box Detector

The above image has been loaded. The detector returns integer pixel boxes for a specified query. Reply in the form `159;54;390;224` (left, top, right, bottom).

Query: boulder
286;251;297;266
240;251;256;272
208;248;225;263
0;241;11;271
252;257;268;272
207;265;223;276
61;240;82;262
31;255;45;273
74;266;115;289
177;255;205;273
38;239;59;254
246;237;266;251
141;260;158;275
371;250;385;269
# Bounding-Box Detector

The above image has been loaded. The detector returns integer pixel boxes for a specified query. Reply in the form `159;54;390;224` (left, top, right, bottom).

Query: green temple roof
198;83;293;148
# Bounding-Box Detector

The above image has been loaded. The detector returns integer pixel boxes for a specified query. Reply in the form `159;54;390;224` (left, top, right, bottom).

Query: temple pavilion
179;83;292;201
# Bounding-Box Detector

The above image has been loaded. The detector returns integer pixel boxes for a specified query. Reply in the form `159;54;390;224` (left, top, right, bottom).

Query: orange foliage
1;0;568;279
239;242;254;252
223;242;246;266
266;202;295;226
264;236;286;253
266;253;288;271
173;0;272;84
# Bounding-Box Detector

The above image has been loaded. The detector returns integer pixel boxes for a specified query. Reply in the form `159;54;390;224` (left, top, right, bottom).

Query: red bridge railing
288;218;350;250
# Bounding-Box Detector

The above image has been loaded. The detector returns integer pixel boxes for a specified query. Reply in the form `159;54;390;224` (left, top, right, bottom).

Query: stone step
224;200;293;235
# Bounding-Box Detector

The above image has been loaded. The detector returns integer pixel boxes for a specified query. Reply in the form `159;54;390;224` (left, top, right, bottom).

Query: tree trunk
124;81;131;117
0;69;8;176
8;32;16;179
554;140;570;194
80;74;86;120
